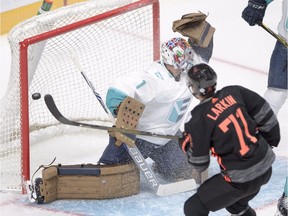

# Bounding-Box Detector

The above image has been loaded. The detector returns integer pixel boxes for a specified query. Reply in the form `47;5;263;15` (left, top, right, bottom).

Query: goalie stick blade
156;179;197;196
44;94;179;140
126;142;197;196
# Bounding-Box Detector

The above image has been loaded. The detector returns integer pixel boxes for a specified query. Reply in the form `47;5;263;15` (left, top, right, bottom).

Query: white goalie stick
44;95;197;196
126;143;197;196
72;56;109;114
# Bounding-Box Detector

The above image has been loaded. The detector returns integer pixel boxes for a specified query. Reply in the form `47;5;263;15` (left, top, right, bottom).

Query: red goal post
0;0;160;193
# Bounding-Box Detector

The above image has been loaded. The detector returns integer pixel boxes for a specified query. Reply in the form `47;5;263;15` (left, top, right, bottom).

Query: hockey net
0;0;160;193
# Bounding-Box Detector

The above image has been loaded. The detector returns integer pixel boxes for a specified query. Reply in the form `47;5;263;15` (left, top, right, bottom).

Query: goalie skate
29;178;44;204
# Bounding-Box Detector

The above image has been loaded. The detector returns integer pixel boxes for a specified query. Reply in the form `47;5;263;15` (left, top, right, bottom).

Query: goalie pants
183;167;272;216
267;41;287;90
98;132;194;181
264;41;288;115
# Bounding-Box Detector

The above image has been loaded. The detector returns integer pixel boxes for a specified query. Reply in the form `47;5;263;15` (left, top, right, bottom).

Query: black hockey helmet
187;63;217;98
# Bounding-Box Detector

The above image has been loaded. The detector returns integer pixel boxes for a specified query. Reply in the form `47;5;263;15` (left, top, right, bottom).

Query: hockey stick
37;0;53;15
44;95;197;195
259;23;288;48
44;94;179;140
72;56;109;114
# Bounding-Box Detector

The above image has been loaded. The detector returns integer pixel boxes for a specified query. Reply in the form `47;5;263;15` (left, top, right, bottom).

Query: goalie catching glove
172;12;215;48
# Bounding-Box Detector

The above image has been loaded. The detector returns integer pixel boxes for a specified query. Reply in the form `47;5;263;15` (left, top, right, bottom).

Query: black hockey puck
32;93;41;100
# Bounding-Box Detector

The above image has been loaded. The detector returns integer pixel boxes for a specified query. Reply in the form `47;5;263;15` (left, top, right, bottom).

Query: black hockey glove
242;0;267;26
179;133;195;166
179;132;192;153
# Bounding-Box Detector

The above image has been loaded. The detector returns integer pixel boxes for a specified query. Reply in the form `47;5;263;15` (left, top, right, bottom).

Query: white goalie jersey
106;60;195;145
278;0;287;39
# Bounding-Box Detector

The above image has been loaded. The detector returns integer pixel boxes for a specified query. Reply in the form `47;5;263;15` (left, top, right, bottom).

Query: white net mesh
0;0;159;192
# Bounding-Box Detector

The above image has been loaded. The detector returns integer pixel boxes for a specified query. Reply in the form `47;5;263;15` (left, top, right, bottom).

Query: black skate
29;178;44;204
275;193;287;216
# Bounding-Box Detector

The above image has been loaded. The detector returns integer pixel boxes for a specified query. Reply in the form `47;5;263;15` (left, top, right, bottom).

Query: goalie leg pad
40;166;58;203
39;163;140;203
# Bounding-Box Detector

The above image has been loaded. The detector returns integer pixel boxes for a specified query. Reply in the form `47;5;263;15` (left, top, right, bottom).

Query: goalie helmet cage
0;0;160;193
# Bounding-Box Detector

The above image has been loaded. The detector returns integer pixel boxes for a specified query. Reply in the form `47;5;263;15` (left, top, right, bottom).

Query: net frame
0;0;160;193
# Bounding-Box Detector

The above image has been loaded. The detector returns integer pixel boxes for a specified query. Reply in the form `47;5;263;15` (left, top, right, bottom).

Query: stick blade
44;94;77;126
156;179;197;196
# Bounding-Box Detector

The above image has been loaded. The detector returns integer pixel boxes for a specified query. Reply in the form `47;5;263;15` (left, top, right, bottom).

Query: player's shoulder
219;85;247;94
216;85;257;101
145;61;171;80
146;61;164;73
221;85;243;90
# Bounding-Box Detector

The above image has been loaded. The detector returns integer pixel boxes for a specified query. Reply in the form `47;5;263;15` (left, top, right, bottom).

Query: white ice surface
1;0;287;215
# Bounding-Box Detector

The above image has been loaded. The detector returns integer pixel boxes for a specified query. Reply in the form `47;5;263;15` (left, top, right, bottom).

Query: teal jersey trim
136;80;147;89
106;88;128;117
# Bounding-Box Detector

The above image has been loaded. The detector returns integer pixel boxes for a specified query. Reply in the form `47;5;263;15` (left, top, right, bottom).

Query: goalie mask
187;63;217;98
161;37;193;71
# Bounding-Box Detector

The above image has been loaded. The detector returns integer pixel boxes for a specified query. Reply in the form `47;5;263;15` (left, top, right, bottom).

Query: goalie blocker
34;163;140;203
